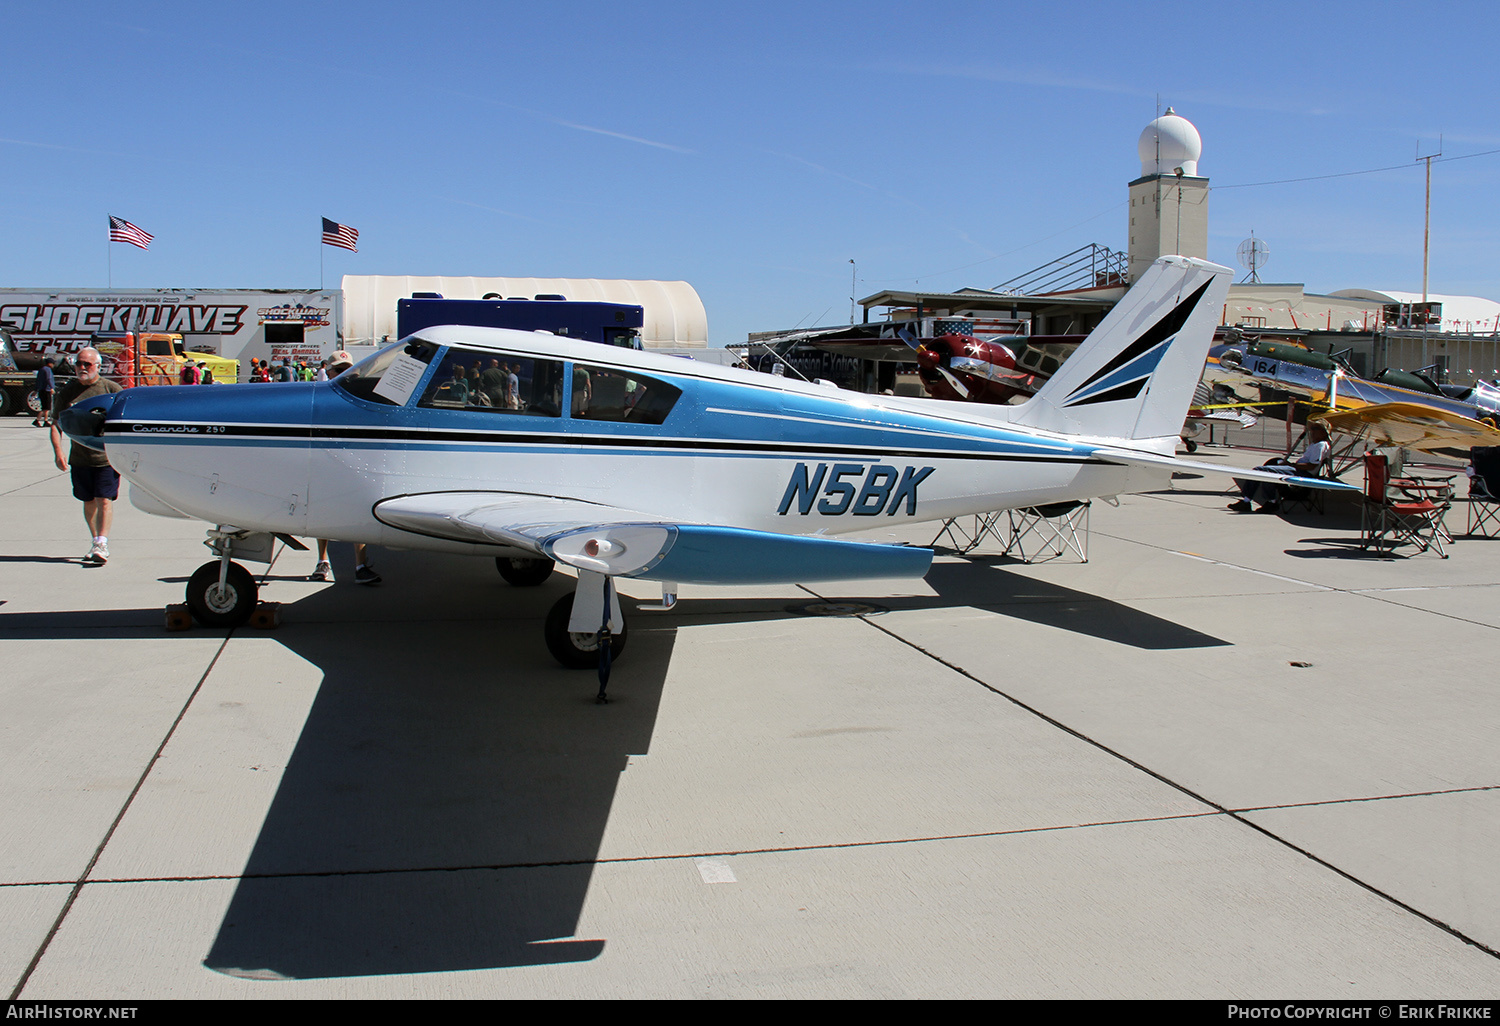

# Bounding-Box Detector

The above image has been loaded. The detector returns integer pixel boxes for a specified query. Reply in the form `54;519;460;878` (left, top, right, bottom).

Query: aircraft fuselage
91;330;1160;554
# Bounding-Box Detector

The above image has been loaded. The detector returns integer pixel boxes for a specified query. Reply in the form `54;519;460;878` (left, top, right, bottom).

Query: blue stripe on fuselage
98;367;1102;464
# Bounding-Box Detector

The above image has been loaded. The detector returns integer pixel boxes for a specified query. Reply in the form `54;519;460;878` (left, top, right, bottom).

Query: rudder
1011;256;1231;446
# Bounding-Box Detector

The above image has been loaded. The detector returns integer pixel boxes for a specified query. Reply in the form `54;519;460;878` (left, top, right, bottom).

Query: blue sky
4;0;1498;344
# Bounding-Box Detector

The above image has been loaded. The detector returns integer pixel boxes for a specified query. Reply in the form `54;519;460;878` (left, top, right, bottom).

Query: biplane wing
1310;402;1500;453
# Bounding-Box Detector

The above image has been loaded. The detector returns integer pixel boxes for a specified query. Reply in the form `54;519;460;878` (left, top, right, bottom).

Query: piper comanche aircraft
59;256;1355;689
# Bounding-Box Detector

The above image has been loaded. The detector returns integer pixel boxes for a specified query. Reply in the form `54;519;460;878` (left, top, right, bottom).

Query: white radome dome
1138;107;1202;177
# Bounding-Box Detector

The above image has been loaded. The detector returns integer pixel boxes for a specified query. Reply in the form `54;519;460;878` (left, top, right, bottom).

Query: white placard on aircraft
373;353;429;405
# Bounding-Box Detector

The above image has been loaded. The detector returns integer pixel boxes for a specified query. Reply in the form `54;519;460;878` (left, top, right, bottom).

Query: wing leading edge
373;492;933;585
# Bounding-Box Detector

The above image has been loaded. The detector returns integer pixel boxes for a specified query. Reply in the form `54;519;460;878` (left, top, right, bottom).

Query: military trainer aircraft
58;256;1355;689
1208;338;1500;455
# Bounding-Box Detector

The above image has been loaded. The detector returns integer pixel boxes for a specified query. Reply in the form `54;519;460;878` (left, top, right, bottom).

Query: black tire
186;560;258;628
496;555;555;587
545;591;627;669
0;388;12;417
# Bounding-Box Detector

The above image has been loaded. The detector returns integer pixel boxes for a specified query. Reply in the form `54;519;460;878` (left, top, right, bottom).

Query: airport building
751;110;1500;388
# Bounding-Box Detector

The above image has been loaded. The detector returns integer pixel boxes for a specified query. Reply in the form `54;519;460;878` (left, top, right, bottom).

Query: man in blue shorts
33;356;55;427
50;347;124;564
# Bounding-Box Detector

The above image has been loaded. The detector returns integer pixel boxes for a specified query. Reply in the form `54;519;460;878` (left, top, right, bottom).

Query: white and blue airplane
58;256;1355;687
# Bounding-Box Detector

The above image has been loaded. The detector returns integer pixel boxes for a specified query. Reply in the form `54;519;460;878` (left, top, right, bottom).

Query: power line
1215;147;1500;190
861;200;1124;285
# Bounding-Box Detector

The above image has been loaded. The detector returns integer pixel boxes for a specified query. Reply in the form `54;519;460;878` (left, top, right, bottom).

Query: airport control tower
1128;108;1208;282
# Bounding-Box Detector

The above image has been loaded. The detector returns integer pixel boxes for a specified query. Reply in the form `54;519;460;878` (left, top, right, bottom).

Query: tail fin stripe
1062;341;1170;407
1066;278;1212;399
1067;378;1149;408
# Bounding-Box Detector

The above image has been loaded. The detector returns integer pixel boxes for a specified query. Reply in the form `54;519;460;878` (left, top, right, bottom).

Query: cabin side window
418;348;563;417
570;364;681;425
334;339;438;406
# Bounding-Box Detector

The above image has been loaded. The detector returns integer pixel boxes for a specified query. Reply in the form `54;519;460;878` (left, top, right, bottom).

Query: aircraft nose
57;393;121;452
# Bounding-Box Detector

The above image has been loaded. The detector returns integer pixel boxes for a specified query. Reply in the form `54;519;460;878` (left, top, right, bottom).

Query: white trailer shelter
342;276;709;349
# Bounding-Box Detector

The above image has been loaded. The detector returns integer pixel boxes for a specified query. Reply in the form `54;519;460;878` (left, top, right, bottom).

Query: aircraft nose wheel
186;560;258;627
544;592;627;669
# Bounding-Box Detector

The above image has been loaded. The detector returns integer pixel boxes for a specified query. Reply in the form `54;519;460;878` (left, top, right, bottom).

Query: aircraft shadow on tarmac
1;545;1225;980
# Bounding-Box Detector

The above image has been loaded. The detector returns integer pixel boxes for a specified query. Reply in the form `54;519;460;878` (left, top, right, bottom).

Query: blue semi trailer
396;293;645;349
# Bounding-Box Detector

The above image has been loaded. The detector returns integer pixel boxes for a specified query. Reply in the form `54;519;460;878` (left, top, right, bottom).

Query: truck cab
91;331;240;386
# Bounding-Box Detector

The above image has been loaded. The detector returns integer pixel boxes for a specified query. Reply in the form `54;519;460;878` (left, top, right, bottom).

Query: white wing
373;491;933;584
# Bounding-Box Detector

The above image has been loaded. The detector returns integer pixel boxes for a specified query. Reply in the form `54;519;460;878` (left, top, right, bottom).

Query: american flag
109;215;153;250
321;217;359;252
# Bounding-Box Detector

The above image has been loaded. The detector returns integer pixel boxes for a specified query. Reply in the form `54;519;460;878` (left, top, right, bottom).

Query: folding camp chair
1003;501;1090;563
1279;446;1335;514
930;511;1008;554
1360;452;1448;557
1463;445;1500;538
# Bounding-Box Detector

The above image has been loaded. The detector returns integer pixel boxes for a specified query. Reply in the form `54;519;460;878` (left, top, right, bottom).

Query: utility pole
849;259;856;325
1417;137;1442;312
1174;167;1184;255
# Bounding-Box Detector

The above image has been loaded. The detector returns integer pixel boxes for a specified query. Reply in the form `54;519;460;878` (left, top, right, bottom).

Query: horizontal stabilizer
1091;447;1362;493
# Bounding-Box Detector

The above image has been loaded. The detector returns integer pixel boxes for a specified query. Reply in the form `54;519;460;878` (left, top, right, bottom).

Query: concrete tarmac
3;416;1499;999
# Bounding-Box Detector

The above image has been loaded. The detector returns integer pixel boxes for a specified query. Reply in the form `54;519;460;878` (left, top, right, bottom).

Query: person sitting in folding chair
1228;423;1331;514
1463;445;1500;537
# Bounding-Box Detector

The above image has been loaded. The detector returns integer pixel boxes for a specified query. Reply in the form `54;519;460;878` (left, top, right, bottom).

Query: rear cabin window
418;349;564;417
570;364;681;424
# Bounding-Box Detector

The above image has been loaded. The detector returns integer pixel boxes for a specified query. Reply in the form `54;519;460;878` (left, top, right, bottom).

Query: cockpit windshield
333;338;439;406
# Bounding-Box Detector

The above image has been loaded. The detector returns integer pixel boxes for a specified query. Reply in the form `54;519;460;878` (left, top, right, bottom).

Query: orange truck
90;331;239;387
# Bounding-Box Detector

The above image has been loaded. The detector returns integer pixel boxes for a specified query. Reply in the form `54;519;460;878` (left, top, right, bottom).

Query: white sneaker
311;560;332;582
87;541;108;564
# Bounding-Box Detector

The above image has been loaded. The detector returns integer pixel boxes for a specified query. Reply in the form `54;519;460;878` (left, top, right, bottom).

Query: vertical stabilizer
1011;256;1231;446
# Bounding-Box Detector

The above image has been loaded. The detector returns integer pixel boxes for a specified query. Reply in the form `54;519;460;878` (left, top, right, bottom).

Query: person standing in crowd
480;358;506;407
32;356;55;427
310;350;380;585
50;347;123;564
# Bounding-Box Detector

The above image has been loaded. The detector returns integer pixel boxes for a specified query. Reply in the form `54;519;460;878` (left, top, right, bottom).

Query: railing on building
992;244;1129;295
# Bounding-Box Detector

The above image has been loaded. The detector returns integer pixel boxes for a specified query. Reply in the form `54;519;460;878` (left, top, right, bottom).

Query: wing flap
374;492;933;584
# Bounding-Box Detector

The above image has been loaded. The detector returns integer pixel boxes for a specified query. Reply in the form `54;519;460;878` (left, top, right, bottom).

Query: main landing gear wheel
544;592;627;669
496;556;555;587
186;560;258;628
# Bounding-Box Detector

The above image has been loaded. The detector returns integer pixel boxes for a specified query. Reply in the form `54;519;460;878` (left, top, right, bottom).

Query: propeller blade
938;366;971;400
